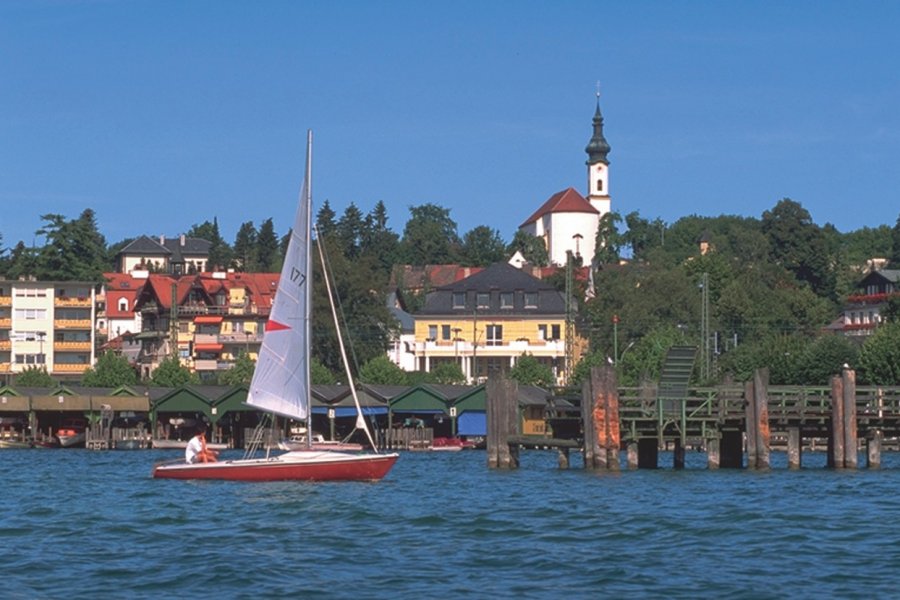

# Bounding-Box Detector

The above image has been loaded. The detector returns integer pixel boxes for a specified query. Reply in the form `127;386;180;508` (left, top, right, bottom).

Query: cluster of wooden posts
486;366;893;471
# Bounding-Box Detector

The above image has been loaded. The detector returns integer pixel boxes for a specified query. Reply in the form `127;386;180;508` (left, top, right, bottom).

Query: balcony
414;338;566;357
55;296;92;308
0;296;11;307
54;319;92;330
0;340;10;351
0;318;11;329
193;359;231;371
54;363;90;373
194;333;219;344
0;362;10;373
54;341;92;352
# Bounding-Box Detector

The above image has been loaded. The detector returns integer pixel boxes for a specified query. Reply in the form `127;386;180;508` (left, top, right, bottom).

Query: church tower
585;93;611;217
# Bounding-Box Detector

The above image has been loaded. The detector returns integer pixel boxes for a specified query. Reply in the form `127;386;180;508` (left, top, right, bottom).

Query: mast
304;129;313;449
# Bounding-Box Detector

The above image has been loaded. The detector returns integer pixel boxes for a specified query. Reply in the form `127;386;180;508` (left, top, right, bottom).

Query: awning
194;343;224;352
457;411;486;436
194;315;224;324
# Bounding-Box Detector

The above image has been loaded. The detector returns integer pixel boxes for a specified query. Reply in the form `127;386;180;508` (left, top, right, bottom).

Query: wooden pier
486;366;900;470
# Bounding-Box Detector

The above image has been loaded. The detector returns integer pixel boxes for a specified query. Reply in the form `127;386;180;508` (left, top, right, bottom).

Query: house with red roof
131;270;278;380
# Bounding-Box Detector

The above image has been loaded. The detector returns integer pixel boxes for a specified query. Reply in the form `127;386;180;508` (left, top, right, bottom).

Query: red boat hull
152;451;398;482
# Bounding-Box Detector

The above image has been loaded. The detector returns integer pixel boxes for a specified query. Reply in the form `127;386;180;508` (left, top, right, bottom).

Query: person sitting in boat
185;422;219;464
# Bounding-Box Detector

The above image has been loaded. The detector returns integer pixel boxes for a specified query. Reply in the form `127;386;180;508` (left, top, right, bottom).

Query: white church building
519;97;612;266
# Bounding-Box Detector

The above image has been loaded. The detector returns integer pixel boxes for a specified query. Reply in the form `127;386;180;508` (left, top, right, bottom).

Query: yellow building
411;263;587;385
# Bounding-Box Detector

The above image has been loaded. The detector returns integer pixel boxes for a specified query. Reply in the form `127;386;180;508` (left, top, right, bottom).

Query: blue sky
2;1;900;249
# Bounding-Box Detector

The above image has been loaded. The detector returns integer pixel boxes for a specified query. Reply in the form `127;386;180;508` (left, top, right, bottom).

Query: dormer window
524;292;538;308
476;293;490;309
452;292;466;309
500;292;513;309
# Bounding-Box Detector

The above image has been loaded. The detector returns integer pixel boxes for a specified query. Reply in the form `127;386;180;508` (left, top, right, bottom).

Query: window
597;179;603;192
118;298;129;312
428;324;437;341
539;324;561;340
441;324;451;341
14;309;47;320
476;292;490;309
524;292;538;308
486;324;503;346
500;292;514;309
15;353;45;365
452;292;466;309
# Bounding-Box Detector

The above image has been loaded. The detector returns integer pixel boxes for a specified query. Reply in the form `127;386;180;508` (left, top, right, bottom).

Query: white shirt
185;435;204;463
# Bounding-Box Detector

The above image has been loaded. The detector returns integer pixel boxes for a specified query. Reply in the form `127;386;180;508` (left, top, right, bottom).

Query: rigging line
315;230;363;375
314;227;379;453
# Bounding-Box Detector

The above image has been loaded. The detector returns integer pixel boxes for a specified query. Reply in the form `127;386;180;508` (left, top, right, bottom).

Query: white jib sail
246;131;313;421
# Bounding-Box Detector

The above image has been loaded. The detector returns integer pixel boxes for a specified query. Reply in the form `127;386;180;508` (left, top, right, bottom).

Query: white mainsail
246;131;313;421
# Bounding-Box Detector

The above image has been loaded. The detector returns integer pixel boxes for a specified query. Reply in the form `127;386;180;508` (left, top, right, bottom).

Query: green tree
509;353;555;387
256;218;281;272
316;200;337;240
336;203;365;258
424;362;466;384
3;241;39;280
359;201;400;277
15;366;54;387
858;321;900;385
81;351;138;387
310;356;337;385
508;229;549;266
892;212;900;265
219;353;255;386
571;350;610;386
593;211;623;266
796;335;859;386
623;211;665;260
311;233;398;375
399;203;460;265
359;355;409;385
150;357;199;387
231;221;258;271
460;225;507;267
36;209;108;281
761;198;835;298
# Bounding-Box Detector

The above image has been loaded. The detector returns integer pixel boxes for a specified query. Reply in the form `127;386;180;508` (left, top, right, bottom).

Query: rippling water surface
3;448;900;598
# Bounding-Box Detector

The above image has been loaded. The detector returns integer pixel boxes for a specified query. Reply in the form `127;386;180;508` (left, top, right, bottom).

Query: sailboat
152;131;399;482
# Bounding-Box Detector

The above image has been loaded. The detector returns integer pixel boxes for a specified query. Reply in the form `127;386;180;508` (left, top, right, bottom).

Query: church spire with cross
585;85;611;216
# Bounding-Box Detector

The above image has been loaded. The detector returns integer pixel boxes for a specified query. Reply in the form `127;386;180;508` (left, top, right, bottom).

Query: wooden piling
673;437;685;469
486;378;518;469
581;377;602;469
830;374;845;469
626;441;639;470
753;368;771;469
586;366;620;470
787;427;801;470
744;380;757;469
867;430;882;470
707;437;720;470
842;368;857;469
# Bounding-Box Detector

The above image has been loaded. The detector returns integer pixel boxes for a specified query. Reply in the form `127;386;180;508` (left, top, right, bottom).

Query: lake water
2;448;900;598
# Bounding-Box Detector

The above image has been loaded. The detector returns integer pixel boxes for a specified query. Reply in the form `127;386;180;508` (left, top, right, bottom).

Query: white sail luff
245;130;313;421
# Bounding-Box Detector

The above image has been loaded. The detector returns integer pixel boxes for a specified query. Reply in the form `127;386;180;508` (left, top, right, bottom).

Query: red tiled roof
520;187;598;227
